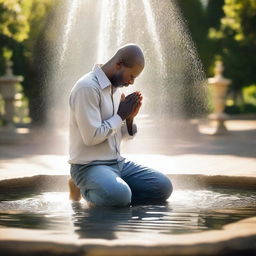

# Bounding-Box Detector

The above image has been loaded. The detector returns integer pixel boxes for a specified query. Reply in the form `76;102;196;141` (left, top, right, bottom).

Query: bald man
68;44;172;207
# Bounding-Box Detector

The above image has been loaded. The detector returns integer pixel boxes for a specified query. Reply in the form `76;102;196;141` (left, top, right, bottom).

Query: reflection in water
71;202;172;240
72;203;131;239
0;189;256;240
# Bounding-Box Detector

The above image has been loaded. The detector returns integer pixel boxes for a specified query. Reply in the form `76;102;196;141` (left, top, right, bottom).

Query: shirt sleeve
70;86;122;146
121;120;137;140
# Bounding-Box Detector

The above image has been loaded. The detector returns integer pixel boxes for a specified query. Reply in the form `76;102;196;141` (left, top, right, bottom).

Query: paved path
0;116;255;180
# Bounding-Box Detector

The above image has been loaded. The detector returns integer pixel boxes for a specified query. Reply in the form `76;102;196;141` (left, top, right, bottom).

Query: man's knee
86;178;132;207
154;173;173;200
161;175;173;199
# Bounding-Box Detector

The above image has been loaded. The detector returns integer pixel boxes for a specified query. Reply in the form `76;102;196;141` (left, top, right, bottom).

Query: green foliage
243;85;256;105
225;103;256;114
225;84;256;114
178;0;256;112
178;0;226;74
2;46;12;60
221;0;256;45
177;0;209;68
209;0;256;99
205;0;225;76
206;0;225;29
23;0;53;58
0;0;30;42
0;0;56;124
0;0;53;67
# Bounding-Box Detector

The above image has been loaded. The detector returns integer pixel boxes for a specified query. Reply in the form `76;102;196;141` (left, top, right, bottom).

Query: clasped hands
117;91;143;121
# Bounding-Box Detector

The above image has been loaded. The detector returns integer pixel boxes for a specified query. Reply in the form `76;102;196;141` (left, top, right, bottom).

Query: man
68;44;172;207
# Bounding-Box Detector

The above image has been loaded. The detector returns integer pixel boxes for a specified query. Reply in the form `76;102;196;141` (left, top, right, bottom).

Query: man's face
110;62;144;88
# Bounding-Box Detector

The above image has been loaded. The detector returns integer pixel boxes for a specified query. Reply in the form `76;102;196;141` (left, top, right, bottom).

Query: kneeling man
68;44;173;206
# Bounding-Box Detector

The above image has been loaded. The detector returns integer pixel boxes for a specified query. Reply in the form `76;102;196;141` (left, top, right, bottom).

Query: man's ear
116;59;123;70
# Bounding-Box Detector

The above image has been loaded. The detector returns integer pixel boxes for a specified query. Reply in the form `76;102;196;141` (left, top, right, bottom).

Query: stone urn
208;61;231;134
0;59;23;130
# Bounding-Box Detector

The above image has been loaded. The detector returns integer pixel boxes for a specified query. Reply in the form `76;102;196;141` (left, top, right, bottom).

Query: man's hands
126;91;143;120
117;91;143;121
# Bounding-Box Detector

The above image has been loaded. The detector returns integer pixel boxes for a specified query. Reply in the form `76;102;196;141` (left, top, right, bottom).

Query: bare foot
68;178;81;201
87;201;96;207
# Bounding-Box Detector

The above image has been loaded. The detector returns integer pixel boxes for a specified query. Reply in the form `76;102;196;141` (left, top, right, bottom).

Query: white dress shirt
68;65;137;164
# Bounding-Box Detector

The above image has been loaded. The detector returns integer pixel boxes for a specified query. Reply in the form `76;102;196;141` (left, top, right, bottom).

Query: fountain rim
0;174;256;194
0;174;255;255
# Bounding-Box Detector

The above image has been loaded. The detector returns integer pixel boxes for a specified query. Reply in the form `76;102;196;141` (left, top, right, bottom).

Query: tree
0;0;56;124
0;0;30;75
209;0;256;103
205;0;225;75
206;0;225;29
0;0;30;42
22;0;56;125
177;0;226;75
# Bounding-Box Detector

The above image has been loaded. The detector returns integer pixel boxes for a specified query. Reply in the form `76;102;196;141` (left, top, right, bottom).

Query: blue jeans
70;159;173;207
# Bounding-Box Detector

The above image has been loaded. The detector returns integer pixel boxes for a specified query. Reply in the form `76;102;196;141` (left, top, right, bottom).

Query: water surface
0;189;255;240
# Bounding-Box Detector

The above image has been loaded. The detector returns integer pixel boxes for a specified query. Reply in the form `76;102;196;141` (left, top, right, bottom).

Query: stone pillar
0;60;23;130
208;61;231;134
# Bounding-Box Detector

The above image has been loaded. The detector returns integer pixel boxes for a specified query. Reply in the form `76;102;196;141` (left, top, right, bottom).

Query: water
59;0;81;66
47;0;207;133
0;189;255;240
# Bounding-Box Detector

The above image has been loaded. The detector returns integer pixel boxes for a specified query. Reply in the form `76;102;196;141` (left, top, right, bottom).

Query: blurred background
0;0;256;129
0;0;255;128
0;0;255;160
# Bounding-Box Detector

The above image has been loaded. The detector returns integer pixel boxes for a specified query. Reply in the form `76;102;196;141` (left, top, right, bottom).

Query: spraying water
47;0;208;151
59;0;81;66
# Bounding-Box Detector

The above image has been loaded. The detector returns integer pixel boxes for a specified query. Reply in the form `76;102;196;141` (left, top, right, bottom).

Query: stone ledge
0;174;255;194
0;217;255;255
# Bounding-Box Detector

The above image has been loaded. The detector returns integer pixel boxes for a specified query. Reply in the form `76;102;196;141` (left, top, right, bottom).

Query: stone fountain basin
0;174;256;256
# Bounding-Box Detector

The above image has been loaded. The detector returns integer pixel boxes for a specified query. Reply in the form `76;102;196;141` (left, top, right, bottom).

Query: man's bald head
102;44;145;87
112;44;145;68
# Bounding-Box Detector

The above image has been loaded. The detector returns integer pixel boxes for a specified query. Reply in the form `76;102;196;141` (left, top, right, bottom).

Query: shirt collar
93;64;112;89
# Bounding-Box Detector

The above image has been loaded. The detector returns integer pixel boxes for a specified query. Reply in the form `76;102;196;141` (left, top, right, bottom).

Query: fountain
0;0;255;255
47;0;207;136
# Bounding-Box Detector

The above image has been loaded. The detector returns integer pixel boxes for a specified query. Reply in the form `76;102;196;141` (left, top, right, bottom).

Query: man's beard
109;71;124;87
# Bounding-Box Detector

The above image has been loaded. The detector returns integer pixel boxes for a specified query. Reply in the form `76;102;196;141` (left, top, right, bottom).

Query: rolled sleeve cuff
106;114;123;130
